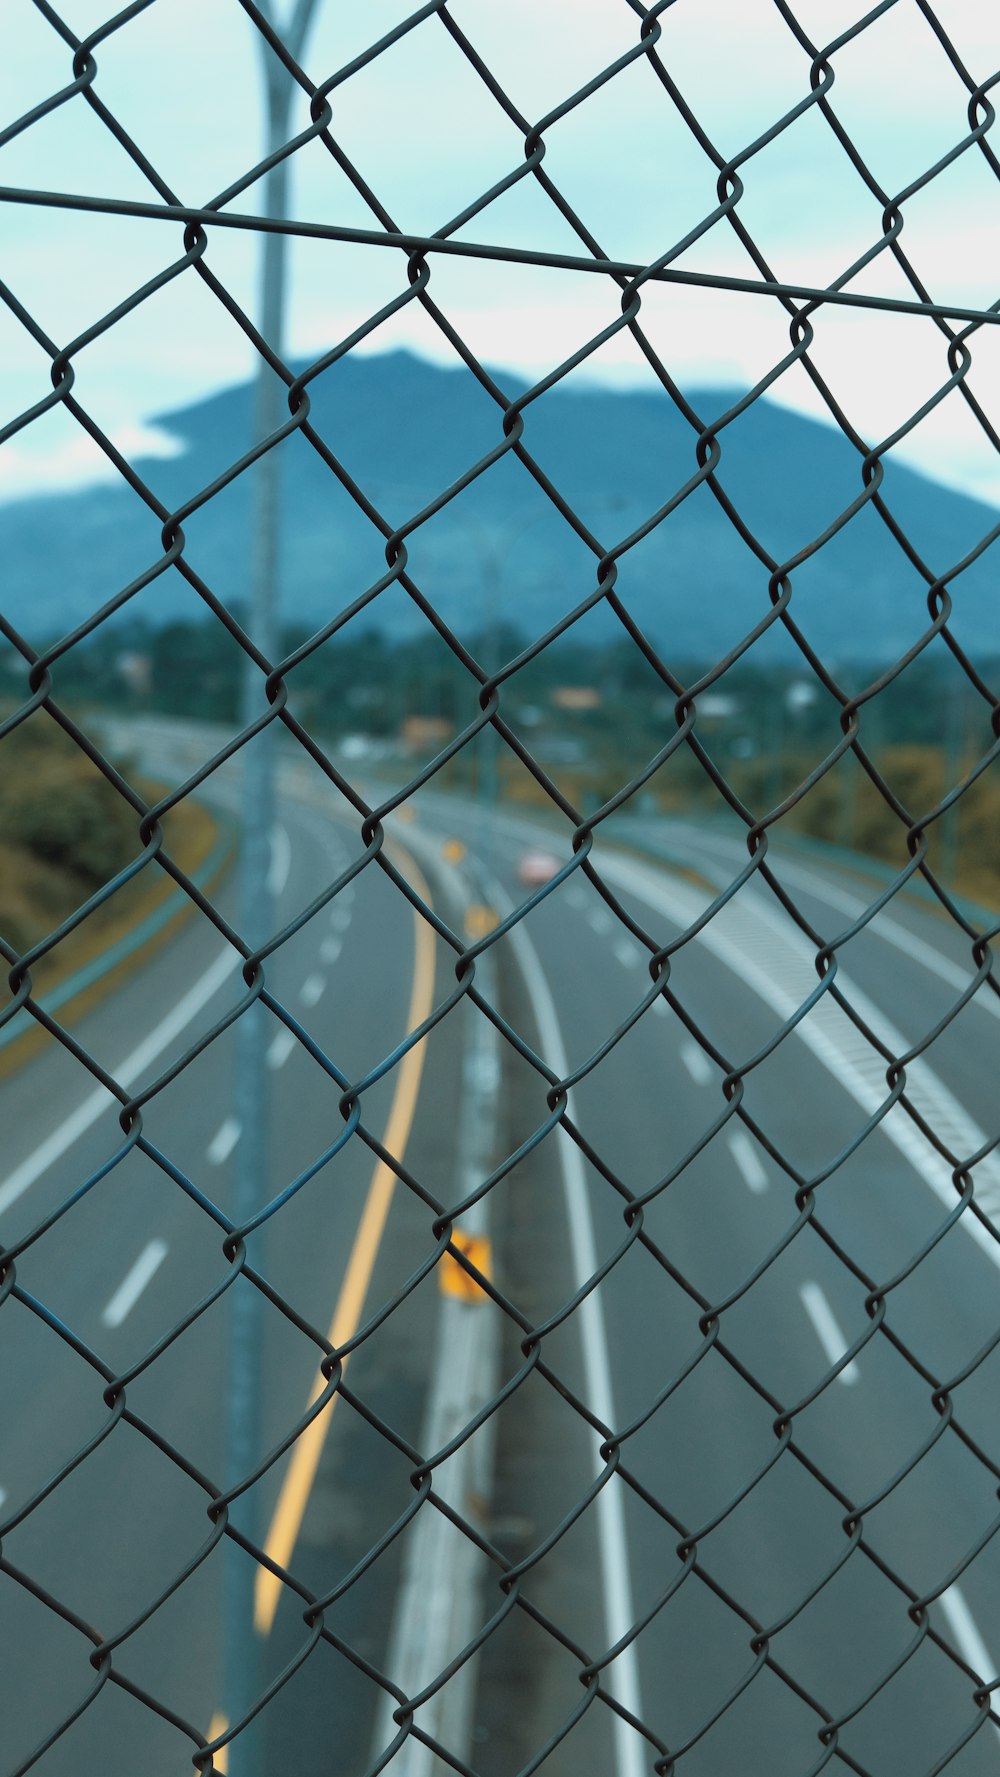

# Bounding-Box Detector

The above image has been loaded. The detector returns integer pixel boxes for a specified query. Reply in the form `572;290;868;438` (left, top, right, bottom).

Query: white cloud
0;421;183;503
1;0;998;509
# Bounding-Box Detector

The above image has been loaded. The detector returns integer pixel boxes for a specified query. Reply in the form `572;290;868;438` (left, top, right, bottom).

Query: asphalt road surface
3;727;1000;1777
423;790;1000;1777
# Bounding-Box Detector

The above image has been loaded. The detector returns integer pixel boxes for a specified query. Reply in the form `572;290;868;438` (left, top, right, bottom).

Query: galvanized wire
2;1;1000;1773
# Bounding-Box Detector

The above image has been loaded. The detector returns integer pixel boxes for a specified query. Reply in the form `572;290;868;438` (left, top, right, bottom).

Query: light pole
226;6;323;1773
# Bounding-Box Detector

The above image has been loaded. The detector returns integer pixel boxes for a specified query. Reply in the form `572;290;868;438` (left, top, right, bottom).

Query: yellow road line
254;849;437;1635
206;1712;229;1772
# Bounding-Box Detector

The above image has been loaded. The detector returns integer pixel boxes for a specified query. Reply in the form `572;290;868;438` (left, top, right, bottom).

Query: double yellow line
254;850;437;1636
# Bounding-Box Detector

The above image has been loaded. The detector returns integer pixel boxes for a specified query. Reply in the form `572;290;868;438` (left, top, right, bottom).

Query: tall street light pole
225;6;323;1772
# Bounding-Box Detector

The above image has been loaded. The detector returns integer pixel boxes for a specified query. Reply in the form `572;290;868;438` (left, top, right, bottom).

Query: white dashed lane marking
266;1029;297;1071
799;1281;860;1385
320;935;342;965
267;826;291;896
728;1129;768;1193
680;1041;712;1086
300;974;325;1008
613;938;641;970
207;1117;241;1165
0;947;242;1221
939;1587;999;1718
101;1240;169;1329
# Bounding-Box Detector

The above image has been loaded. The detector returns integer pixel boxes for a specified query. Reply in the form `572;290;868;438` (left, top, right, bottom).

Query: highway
1;769;455;1776
2;728;1000;1777
406;786;1000;1776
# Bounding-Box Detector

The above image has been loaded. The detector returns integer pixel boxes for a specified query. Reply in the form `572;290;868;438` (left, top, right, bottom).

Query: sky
2;0;1000;508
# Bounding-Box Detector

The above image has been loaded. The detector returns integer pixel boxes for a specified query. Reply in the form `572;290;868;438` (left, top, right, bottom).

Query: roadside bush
0;717;138;946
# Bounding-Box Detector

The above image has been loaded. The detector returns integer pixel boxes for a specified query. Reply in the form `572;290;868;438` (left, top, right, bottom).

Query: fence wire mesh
2;1;1000;1774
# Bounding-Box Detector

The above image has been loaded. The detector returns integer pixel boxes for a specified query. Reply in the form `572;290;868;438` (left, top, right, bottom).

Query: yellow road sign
439;1230;493;1302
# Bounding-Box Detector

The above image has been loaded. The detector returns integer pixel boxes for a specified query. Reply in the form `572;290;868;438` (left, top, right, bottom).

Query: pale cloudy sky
2;0;999;504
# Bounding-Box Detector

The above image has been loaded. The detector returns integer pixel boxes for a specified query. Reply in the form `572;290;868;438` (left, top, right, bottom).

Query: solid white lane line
300;974;325;1008
267;825;292;896
207;1117;241;1166
799;1282;860;1385
319;935;342;965
101;1239;168;1329
939;1586;998;1691
0;795;347;1223
728;1129;768;1193
599;850;1000;1259
0;945;242;1221
492;889;646;1777
613;938;641;970
680;1041;712;1086
757;854;1000;1021
372;938;502;1775
664;824;1000;1018
267;1028;297;1071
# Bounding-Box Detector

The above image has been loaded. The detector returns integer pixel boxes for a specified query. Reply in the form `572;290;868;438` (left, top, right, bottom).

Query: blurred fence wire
3;1;1000;1774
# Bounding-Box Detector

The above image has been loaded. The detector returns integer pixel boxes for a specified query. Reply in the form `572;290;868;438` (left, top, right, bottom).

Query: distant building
401;715;453;753
551;686;602;711
694;692;738;719
115;651;152;696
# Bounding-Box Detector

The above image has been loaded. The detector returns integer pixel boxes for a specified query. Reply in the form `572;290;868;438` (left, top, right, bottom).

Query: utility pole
225;6;323;1773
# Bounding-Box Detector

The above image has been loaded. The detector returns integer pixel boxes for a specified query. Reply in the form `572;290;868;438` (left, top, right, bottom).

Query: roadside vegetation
0;717;138;953
19;615;998;916
0;711;218;1006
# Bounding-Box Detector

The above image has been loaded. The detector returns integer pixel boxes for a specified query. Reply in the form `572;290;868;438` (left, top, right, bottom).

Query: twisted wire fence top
2;1;1000;1774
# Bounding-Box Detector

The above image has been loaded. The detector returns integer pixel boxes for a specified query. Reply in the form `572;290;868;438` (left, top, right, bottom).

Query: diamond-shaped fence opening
2;3;1000;1775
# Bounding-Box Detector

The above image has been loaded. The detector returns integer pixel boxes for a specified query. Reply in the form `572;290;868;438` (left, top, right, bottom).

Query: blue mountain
4;349;997;668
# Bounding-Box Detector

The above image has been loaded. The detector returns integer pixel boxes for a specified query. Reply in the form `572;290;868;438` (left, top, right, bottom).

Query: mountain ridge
4;348;996;667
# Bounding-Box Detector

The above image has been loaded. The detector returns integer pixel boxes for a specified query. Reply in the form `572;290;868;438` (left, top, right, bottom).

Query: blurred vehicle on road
517;848;561;887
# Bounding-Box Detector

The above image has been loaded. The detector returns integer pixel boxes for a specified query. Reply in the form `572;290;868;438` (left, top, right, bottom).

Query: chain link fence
3;1;1000;1773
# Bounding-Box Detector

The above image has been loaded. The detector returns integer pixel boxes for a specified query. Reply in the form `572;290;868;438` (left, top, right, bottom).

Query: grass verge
0;782;233;1083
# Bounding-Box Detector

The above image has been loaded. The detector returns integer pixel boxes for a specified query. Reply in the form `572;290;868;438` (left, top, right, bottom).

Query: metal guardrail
0;812;234;1056
2;3;1000;1774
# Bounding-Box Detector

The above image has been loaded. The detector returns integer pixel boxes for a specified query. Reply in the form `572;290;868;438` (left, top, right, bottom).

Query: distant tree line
12;614;996;905
21;612;988;747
